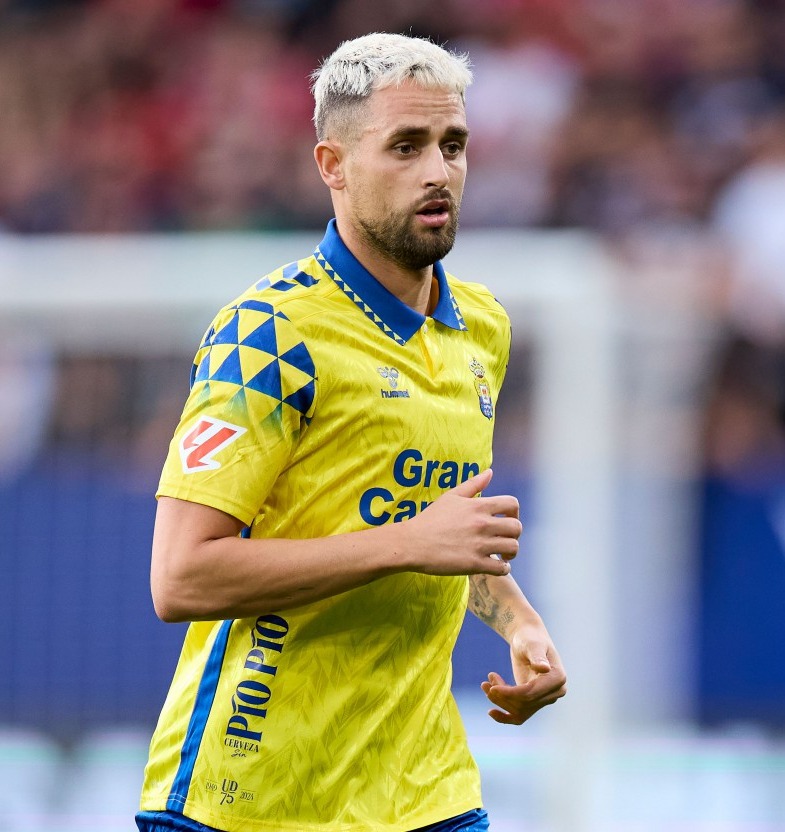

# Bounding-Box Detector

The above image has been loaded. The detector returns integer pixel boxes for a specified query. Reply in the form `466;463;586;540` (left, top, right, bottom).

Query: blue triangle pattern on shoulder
279;341;315;377
283;379;315;416
211;312;241;347
209;347;244;387
192;356;210;385
250;261;318;294
229;386;248;413
245;359;283;400
235;299;276;316
199;324;216;350
270;280;298;293
241;316;278;356
293;271;318;287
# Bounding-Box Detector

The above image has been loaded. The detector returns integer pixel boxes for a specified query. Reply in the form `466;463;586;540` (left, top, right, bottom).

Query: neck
336;220;438;317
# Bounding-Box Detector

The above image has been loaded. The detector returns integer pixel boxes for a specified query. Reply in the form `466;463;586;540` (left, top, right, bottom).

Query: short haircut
311;32;473;142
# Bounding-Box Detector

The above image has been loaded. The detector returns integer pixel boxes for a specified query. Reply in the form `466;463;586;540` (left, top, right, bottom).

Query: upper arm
157;301;318;526
150;496;245;620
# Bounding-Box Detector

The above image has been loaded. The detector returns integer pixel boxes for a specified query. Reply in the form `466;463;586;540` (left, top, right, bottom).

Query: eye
442;142;464;158
394;143;416;156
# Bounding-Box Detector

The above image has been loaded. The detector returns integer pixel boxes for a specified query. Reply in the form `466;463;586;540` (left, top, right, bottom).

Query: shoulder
190;254;333;389
200;255;338;346
445;272;510;329
225;255;335;323
445;273;511;379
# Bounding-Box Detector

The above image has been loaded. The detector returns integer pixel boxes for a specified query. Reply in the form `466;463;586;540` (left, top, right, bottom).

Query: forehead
363;80;466;137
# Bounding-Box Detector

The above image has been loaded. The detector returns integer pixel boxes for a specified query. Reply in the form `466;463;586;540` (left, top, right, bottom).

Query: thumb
527;648;552;673
452;468;493;498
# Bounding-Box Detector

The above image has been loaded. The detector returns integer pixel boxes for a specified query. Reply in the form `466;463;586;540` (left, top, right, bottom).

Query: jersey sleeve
157;298;317;525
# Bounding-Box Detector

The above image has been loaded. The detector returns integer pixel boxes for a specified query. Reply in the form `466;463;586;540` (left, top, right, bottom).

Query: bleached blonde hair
311;32;473;142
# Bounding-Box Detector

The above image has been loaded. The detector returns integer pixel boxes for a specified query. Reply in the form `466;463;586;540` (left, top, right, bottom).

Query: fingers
466;530;518;574
488;707;528;726
412;470;523;577
489;534;521;561
481;670;567;725
454;485;522;569
481;556;512;577
478;494;520;518
482;514;523;540
452;468;494;497
450;471;519;516
469;513;522;558
480;678;531;725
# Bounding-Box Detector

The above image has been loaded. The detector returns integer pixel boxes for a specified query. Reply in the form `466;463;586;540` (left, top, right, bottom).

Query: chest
302;321;499;465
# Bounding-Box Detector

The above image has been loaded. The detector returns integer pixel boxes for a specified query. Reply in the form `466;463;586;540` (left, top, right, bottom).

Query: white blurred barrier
0;728;61;831
457;690;785;832
0;727;149;832
58;729;149;832
2;714;782;831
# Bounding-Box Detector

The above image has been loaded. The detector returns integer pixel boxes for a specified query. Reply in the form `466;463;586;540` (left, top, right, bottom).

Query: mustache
417;188;455;208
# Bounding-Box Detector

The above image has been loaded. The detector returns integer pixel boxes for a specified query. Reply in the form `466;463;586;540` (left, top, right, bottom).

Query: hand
481;625;567;725
403;469;521;578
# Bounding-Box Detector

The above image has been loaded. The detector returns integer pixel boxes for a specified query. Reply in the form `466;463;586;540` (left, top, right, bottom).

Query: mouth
415;199;451;228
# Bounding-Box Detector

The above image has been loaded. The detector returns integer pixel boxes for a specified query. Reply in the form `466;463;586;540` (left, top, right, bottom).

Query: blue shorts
136;808;490;832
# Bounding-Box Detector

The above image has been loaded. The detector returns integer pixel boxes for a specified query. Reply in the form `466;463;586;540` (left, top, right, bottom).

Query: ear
314;141;346;191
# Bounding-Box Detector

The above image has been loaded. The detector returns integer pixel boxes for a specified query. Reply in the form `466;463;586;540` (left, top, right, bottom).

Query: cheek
346;158;389;203
450;161;467;193
350;170;405;215
349;176;389;216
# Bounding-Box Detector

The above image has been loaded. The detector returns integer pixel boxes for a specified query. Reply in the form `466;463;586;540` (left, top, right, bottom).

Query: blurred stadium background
2;0;785;830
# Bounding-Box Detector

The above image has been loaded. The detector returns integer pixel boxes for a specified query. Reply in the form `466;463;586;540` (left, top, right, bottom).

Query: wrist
365;521;420;575
509;616;547;645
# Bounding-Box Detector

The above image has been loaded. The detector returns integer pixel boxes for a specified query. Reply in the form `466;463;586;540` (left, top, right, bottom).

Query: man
136;32;566;832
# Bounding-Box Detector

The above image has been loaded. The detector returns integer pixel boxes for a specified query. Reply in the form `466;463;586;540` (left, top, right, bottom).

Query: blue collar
314;219;466;345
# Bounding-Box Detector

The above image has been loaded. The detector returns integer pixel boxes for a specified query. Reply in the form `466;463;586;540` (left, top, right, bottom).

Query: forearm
152;473;518;623
153;521;409;622
467;573;543;642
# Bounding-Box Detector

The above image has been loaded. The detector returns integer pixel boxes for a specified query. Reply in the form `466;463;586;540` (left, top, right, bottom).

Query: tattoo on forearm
468;575;517;639
498;607;515;634
468;574;495;623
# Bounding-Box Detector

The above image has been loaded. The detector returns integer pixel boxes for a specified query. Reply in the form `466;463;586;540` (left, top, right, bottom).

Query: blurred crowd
0;0;783;240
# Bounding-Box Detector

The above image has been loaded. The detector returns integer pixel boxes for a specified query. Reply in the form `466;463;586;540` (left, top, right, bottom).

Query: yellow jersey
139;220;511;831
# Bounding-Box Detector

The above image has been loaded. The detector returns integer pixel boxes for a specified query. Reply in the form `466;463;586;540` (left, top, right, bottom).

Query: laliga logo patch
179;416;246;473
469;357;493;420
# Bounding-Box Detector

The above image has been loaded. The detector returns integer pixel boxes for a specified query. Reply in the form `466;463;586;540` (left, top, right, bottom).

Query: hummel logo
377;366;410;399
377;366;400;388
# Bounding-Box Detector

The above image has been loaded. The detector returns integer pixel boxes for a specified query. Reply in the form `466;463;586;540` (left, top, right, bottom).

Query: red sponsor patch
179;416;246;473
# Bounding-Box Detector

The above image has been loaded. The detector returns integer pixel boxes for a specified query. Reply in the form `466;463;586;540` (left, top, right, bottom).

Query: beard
355;191;460;272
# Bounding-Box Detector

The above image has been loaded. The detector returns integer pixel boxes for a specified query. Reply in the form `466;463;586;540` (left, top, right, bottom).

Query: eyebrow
386;125;470;143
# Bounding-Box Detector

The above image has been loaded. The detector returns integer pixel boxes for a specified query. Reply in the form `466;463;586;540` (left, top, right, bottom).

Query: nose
421;144;449;189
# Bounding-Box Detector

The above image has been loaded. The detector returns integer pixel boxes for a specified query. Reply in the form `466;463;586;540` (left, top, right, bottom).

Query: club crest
469;357;493;419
